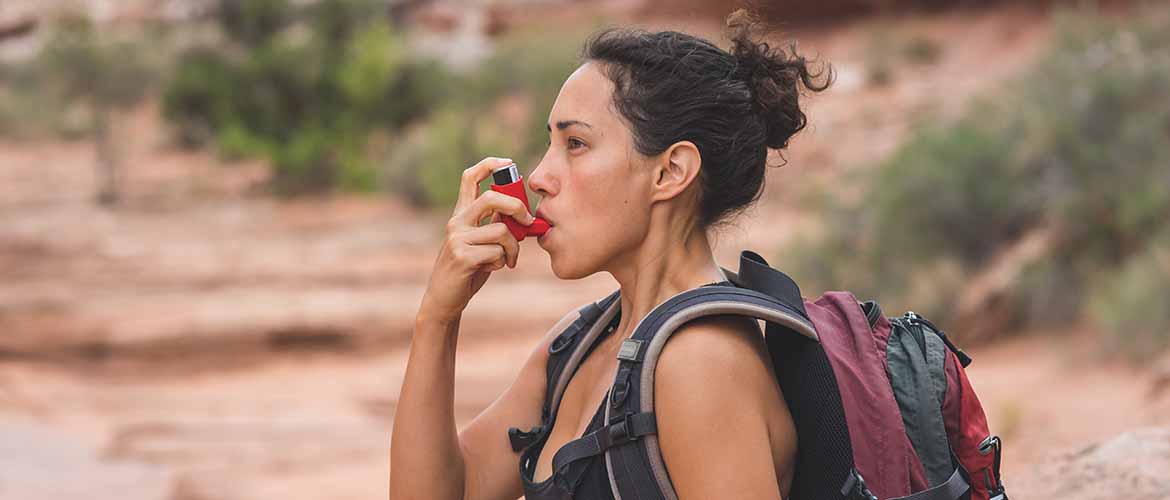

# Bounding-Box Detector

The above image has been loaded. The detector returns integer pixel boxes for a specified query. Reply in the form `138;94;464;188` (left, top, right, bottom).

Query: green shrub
1090;234;1170;362
868;117;1042;267
779;4;1170;337
217;0;294;48
162;0;452;194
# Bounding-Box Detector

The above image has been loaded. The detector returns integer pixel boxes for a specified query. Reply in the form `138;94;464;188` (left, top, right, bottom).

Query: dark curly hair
580;8;833;230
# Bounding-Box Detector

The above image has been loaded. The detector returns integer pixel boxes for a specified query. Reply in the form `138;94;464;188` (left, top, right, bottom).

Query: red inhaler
489;162;550;241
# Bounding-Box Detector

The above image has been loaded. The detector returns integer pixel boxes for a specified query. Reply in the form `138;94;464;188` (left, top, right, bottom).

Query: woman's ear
649;140;702;203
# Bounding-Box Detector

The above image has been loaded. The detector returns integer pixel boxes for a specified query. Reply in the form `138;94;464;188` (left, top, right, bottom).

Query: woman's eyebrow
546;120;593;132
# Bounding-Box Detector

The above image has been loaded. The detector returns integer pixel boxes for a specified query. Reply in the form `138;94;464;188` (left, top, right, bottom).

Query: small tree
37;14;156;205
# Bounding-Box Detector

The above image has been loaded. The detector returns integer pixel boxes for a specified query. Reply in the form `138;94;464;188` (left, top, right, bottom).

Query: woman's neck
605;219;728;344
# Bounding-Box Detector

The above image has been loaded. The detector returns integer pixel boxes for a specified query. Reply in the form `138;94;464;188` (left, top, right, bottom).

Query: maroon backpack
510;250;1007;499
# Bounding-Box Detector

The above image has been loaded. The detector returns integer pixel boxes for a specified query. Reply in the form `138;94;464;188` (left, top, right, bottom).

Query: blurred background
1;0;1168;499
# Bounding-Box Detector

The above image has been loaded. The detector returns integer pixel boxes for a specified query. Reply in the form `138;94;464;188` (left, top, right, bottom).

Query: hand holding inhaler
418;157;551;321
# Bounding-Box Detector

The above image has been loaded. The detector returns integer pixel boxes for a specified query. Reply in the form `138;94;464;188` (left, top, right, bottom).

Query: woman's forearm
389;312;467;500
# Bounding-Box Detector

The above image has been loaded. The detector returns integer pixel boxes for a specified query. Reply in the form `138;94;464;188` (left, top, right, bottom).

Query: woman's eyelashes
546;137;587;151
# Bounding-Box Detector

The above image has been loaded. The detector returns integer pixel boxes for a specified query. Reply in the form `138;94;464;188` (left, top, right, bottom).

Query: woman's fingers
443;156;533;273
457;190;534;231
454;157;515;214
464;222;521;269
421;157;529;319
459;242;506;271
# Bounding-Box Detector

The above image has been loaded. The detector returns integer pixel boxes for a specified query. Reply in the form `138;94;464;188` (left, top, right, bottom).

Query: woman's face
528;61;656;280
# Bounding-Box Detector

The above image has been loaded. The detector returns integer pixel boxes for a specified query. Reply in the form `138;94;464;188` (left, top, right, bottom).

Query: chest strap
551;411;657;475
543;410;657;495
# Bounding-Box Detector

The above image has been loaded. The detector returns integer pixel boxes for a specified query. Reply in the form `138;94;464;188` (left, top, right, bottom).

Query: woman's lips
534;209;553;227
534;210;553;244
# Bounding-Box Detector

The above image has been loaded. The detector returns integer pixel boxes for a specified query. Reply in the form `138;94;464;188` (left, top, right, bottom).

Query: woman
391;9;832;499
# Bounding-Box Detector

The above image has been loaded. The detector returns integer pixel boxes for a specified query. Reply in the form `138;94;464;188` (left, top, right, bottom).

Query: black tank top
521;279;732;499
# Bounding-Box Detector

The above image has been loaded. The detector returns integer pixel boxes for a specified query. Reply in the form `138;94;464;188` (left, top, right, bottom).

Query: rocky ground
3;5;1168;500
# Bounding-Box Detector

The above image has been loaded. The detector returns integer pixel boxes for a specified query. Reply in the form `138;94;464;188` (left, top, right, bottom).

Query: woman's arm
655;315;794;499
390;305;582;500
389;156;541;500
390;313;467;500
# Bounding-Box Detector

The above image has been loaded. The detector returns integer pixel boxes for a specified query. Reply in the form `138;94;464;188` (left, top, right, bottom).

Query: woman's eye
546;137;585;150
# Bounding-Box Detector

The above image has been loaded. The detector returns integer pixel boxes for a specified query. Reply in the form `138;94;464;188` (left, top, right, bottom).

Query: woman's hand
419;157;536;323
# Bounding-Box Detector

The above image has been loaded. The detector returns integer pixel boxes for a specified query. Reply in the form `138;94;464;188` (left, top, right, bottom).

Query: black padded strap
551;411;656;473
736;250;808;317
889;468;969;500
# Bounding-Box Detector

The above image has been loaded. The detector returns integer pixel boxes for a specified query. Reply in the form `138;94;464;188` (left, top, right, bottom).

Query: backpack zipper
904;311;973;367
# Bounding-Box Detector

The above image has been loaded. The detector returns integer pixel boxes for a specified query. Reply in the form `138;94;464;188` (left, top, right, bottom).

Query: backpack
508;249;1007;500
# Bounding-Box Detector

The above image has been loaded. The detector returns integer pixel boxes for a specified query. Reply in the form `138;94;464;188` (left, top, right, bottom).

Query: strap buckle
600;411;633;449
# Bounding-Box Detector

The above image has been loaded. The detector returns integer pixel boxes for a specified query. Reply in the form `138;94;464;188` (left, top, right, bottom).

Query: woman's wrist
415;301;462;329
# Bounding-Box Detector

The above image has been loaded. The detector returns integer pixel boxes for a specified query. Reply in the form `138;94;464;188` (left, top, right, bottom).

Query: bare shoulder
655;314;771;391
653;314;787;499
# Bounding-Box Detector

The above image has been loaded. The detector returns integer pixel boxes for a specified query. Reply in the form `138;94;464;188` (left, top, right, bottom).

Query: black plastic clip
507;425;544;452
840;468;879;500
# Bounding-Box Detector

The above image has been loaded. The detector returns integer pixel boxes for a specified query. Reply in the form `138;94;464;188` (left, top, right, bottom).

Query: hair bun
726;8;834;151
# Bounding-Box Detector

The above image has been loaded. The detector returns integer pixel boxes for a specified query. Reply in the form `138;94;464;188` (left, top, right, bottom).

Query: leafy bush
781;4;1170;339
1090;232;1170;362
163;0;603;202
162;0;451;193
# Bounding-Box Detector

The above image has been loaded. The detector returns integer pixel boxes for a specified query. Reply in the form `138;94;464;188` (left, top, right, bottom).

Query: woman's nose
527;162;554;198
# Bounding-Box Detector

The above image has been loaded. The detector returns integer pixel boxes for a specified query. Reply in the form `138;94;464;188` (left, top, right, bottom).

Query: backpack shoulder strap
591;282;818;500
508;289;621;454
544;289;622;423
728;249;810;320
